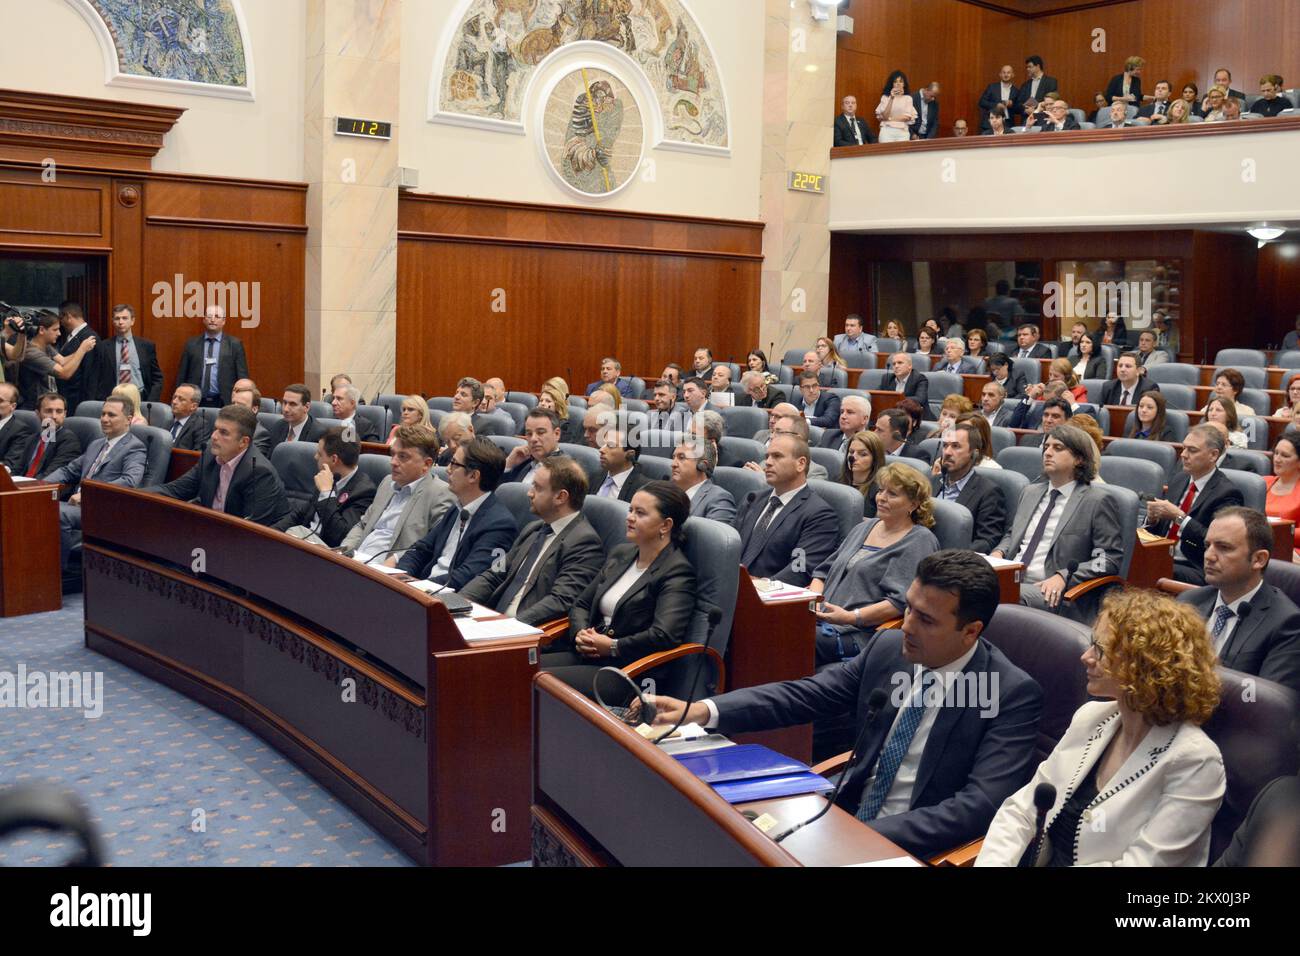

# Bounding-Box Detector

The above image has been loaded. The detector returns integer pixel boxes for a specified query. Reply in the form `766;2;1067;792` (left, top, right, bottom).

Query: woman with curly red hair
977;589;1225;866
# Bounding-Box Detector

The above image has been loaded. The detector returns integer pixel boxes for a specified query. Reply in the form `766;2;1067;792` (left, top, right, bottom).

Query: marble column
758;0;838;359
304;0;401;399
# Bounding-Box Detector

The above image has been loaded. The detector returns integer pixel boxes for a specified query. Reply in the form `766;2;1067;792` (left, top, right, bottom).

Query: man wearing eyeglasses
1036;99;1081;131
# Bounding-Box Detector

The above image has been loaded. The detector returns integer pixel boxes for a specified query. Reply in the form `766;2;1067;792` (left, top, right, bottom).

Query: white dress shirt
432;491;489;580
1015;480;1077;583
597;560;647;622
1208;580;1264;656
600;465;634;498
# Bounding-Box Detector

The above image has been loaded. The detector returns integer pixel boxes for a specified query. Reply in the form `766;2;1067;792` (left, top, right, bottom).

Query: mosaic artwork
542;68;644;196
441;0;727;148
88;0;248;88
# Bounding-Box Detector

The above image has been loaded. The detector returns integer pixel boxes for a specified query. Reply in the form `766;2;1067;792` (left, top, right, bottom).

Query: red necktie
1170;481;1197;541
119;337;131;384
25;437;47;478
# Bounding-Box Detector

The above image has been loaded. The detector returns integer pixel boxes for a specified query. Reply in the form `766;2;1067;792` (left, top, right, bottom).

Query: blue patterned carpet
0;596;409;867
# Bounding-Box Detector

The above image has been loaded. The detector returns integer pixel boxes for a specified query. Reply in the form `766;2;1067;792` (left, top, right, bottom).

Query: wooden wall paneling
1257;241;1300;347
1187;230;1257;364
397;195;763;397
0;168;111;250
142;219;305;402
110;178;144;335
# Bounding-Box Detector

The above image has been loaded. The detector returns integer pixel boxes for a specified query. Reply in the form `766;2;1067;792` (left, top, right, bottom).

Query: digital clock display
335;116;393;140
788;171;826;194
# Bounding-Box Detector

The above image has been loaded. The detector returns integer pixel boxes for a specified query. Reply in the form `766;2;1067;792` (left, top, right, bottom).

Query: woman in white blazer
977;590;1225;866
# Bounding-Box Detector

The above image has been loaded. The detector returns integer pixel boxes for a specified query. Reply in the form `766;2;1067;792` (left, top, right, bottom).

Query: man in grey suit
46;396;147;568
980;381;1019;429
991;424;1125;621
833;314;876;363
1135;330;1168;368
671;439;736;524
936;338;981;376
339;423;454;566
1177;507;1300;695
460;456;605;626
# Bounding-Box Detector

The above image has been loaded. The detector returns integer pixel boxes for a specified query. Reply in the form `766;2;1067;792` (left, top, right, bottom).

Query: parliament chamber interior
3;0;1300;893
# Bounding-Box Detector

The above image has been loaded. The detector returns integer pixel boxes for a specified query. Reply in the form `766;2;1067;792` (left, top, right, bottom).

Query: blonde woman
110;383;148;425
538;380;581;443
810;462;939;664
386;395;430;445
979;590;1223;867
1166;97;1191;124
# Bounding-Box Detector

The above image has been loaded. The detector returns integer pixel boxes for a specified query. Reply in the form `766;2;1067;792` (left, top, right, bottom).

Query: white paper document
456;617;544;641
844;856;925;867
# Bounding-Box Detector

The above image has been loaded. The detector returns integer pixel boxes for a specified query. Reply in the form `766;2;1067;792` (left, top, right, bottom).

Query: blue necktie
858;673;930;821
205;337;218;397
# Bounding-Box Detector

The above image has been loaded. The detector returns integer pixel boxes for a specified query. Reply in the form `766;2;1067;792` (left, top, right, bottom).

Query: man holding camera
13;313;97;411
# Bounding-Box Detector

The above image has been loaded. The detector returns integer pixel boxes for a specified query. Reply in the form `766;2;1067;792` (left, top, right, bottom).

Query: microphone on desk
772;687;889;844
1017;783;1057;867
651;602;724;746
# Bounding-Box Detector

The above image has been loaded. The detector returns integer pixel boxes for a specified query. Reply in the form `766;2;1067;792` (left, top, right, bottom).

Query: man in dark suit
737;371;782;410
734;434;838;587
591;427;651;502
876;408;931;464
329;383;381;443
90;303;162;402
176;305;249;407
1178;507;1300;695
503;407;563;485
267;383;326;449
460;455;605;626
0;383;34;471
1014;56;1058;124
833;94;875;147
986;353;1028;402
880;353;931;413
150;404;289;527
818;394;871;453
980;381;1019;428
274;428;377;548
1010;323;1052;360
166;384;210;451
1146;425;1244;585
978;64;1020;131
1100;352;1160;407
644;550;1044;861
992;425;1125;622
397;438;519;589
16;392;82;479
1137;79;1174;121
932;423;1007;554
910;82;941;139
790;371;841;430
1036;99;1081;131
55;301;98;414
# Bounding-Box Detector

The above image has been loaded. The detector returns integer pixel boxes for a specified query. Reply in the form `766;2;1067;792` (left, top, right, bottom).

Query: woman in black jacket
541;480;696;698
1069;331;1108;380
1105;56;1147;108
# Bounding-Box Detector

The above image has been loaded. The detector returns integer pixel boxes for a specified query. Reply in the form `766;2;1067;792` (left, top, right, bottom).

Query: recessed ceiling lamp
1248;226;1286;243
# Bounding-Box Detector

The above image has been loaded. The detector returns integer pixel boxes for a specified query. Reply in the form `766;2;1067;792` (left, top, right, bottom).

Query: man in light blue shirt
833;314;877;362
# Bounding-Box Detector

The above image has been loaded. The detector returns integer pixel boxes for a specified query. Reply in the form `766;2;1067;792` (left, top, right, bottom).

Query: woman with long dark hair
875;70;917;144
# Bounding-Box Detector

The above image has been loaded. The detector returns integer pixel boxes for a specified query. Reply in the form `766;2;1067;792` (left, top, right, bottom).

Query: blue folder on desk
674;744;833;803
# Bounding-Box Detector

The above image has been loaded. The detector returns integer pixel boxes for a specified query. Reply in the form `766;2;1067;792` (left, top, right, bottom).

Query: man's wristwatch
609;639;619;659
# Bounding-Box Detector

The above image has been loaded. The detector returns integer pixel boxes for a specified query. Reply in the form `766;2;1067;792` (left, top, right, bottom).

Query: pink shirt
213;447;248;512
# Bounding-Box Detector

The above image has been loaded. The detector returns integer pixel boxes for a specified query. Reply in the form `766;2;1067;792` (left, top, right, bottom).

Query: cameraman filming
18;313;96;411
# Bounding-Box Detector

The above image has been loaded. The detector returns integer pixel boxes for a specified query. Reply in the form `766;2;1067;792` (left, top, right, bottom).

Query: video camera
0;301;43;338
